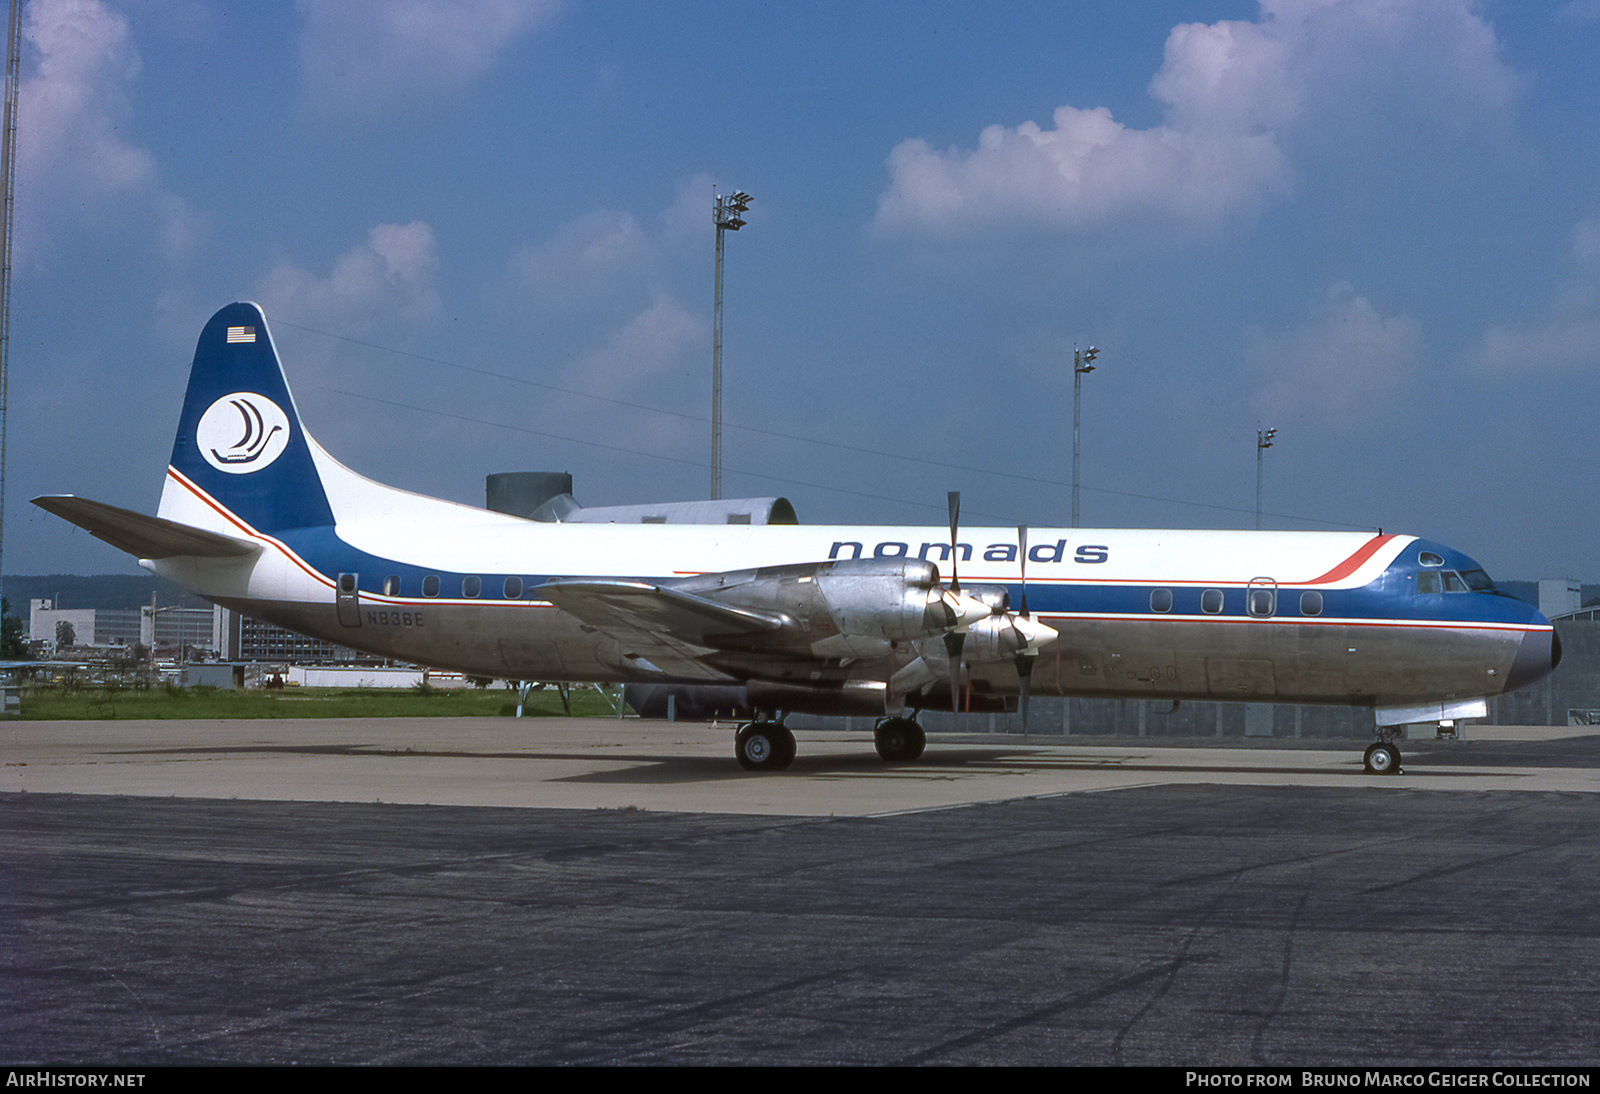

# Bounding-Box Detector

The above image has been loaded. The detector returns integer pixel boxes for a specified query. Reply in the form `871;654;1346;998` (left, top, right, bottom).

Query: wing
536;578;787;681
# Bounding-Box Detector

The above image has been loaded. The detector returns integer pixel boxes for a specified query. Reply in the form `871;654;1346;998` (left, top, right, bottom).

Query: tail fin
158;302;334;536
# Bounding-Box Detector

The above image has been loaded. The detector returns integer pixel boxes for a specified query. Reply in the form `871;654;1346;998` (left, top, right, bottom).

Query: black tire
1382;743;1402;775
875;718;926;763
1364;742;1401;775
736;723;795;772
773;725;797;768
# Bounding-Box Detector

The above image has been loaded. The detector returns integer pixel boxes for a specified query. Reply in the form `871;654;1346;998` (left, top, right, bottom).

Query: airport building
27;599;383;668
29;599;213;659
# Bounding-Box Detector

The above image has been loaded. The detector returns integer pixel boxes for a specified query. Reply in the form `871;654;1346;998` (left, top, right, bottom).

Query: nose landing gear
1363;740;1402;775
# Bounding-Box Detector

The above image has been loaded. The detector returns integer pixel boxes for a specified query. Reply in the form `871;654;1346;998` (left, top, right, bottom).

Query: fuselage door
336;572;362;627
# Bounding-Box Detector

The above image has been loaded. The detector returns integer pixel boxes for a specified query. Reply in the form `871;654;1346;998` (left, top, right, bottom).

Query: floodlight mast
1071;345;1099;527
0;0;19;619
1256;427;1278;530
711;188;750;501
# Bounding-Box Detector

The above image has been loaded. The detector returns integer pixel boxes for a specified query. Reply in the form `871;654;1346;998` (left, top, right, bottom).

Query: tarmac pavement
3;717;1598;1066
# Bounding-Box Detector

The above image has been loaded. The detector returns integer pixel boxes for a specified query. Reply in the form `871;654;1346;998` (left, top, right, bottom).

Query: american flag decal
226;326;257;343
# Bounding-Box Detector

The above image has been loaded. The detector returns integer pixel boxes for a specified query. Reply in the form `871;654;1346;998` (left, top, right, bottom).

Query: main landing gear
732;715;931;771
874;716;926;763
734;720;796;772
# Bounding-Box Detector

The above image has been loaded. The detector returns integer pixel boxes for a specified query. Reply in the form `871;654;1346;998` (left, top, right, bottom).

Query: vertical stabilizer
159;302;333;535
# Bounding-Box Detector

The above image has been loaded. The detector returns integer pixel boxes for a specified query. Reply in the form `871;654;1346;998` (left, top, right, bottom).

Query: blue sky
6;0;1598;583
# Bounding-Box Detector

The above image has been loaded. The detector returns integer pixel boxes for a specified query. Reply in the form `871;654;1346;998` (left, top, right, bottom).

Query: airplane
34;302;1562;775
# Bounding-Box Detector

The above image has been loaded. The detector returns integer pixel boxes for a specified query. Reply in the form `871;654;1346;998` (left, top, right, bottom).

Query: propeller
1014;523;1034;729
943;491;967;714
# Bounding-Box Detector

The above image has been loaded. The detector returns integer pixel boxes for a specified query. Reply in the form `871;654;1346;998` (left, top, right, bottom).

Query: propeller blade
947;491;962;592
946;491;964;713
1015;523;1033;729
943;631;963;713
1017;524;1029;619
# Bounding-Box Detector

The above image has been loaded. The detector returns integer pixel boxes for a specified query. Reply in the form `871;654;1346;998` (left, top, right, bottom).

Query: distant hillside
3;574;212;613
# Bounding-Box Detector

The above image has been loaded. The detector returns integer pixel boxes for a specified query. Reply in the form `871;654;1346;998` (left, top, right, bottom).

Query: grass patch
17;683;620;720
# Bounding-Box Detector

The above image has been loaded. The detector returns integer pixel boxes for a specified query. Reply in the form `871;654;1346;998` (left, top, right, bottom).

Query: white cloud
16;0;199;266
1247;284;1425;426
1476;317;1600;374
511;209;656;309
20;0;149;189
879;107;1290;234
1573;214;1600;269
571;293;701;396
1473;213;1600;374
660;173;719;246
510;175;718;308
296;0;561;121
876;0;1518;236
500;182;712;394
256;221;441;330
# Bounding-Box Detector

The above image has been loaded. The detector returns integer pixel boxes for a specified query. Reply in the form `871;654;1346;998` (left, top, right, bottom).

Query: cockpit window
1419;551;1444;567
1417;567;1498;595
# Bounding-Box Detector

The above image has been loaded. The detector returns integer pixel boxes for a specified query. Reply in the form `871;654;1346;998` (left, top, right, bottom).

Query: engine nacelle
811;558;991;642
963;584;1011;615
670;557;991;655
957;613;1059;663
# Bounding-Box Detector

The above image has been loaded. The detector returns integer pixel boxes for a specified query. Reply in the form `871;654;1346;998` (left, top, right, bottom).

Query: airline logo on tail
197;392;290;474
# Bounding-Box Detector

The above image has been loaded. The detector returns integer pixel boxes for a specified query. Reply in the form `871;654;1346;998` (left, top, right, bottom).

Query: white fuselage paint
148;448;1547;719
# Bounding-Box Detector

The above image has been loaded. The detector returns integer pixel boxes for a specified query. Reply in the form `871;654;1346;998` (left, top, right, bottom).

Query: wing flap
32;495;261;560
537;579;785;682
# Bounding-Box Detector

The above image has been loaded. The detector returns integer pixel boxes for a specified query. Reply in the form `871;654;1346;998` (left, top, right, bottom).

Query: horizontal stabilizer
31;495;260;560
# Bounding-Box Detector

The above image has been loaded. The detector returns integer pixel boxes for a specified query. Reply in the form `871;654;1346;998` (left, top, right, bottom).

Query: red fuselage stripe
1304;533;1396;586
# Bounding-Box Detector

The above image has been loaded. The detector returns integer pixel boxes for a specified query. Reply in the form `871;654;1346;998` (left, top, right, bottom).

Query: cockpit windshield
1416;567;1498;595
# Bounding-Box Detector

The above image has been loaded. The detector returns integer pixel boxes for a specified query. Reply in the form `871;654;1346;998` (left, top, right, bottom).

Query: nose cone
943;589;994;630
1505;610;1562;693
1011;614;1059;654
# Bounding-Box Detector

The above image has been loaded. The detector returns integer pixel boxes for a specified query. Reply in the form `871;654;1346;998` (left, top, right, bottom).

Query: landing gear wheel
874;717;926;763
735;722;796;772
1363;742;1402;775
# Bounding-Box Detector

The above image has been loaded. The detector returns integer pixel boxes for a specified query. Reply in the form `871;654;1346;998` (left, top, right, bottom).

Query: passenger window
1248;588;1275;618
462;576;481;598
1150;588;1173;613
384;575;400;597
422;575;440;598
1300;591;1323;616
1201;589;1224;614
504;576;523;600
1416;572;1441;594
